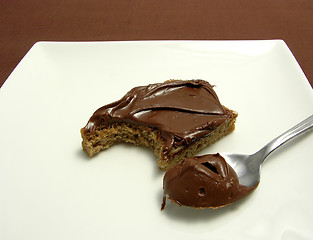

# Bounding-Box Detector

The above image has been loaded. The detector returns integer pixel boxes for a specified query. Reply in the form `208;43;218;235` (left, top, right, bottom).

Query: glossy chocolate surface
83;80;231;157
162;154;257;209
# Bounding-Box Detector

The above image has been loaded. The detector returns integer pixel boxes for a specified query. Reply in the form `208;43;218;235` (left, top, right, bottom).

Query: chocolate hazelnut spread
83;80;233;159
162;153;258;209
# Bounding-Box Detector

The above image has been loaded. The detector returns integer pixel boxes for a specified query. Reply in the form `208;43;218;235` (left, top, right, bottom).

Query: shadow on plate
157;188;257;223
75;147;90;161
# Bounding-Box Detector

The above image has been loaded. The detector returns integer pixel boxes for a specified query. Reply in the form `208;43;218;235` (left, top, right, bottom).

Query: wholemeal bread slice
81;80;237;170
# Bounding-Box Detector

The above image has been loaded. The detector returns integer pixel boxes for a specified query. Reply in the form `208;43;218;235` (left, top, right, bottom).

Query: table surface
1;0;313;88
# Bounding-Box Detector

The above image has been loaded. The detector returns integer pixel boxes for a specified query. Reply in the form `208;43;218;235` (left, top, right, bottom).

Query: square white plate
1;40;313;240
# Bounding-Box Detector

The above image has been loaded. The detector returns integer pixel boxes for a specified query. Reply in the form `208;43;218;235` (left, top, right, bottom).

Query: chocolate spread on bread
82;80;237;168
162;153;258;209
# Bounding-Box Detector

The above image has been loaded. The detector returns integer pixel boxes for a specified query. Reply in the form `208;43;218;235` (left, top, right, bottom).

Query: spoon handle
255;114;313;163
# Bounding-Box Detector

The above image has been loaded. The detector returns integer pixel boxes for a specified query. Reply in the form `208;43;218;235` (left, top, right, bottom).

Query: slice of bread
81;80;237;170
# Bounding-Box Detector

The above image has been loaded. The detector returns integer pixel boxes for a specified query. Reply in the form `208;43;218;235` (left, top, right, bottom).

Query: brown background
1;0;313;88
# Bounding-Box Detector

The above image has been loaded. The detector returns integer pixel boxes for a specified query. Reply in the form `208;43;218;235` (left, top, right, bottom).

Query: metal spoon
221;114;313;188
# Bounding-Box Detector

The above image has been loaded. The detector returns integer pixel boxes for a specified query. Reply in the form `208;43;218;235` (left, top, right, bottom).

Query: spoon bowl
221;114;313;188
222;153;261;188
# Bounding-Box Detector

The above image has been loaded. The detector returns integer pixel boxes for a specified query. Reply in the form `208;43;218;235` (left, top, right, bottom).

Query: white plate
1;40;313;240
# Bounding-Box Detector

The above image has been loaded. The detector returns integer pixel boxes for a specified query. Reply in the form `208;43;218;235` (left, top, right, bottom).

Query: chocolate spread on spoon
162;153;258;209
